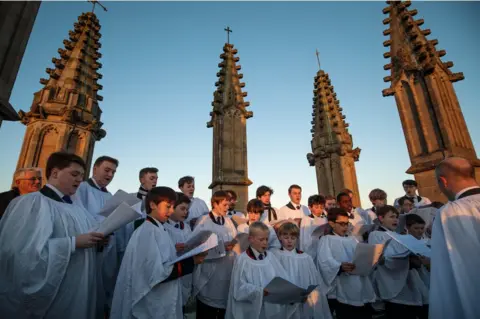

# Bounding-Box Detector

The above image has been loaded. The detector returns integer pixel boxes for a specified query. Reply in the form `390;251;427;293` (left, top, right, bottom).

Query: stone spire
15;11;106;179
307;68;361;207
207;42;253;212
382;0;480;201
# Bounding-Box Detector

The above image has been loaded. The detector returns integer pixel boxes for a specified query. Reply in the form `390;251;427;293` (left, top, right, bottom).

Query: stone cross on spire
88;0;108;13
315;49;321;70
224;26;232;44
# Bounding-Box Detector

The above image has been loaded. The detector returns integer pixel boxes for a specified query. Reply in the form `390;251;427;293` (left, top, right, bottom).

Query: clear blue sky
1;1;479;209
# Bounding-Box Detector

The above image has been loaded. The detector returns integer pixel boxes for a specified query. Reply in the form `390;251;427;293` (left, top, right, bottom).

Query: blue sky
1;1;479;209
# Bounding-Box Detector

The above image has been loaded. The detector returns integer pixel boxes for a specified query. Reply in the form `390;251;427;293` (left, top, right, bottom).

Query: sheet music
166;233;219;266
351;239;391;276
264;277;317;304
99;190;141;217
386;232;431;258
96;202;143;235
231;233;250;255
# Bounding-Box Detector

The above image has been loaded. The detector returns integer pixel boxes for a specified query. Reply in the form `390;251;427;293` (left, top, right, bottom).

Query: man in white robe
257;185;281;224
178;175;209;228
0;152;105;319
393;179;431;208
74;155;119;313
430;157;480;319
278;184;311;221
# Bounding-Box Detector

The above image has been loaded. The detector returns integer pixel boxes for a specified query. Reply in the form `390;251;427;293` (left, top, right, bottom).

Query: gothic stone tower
16;11;106;179
207;43;253;212
382;1;480;201
307;69;361;207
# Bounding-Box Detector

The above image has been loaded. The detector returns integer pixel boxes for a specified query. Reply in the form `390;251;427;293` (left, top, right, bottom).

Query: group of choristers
0;152;479;319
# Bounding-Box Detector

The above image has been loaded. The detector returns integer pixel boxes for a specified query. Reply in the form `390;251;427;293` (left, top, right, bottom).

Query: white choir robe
260;206;281;224
316;235;376;307
393;195;431;208
74;181;119;308
225;250;297;319
368;231;428;306
278;203;311;220
299;215;328;259
237;222;281;249
271;248;332;319
429;191;480;319
347;207;369;235
110;218;183;319
164;220;193;306
185;197;209;224
192;214;238;309
363;207;377;225
0;190;99;319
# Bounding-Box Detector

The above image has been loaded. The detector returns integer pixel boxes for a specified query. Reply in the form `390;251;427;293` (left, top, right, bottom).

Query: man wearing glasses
0;168;42;219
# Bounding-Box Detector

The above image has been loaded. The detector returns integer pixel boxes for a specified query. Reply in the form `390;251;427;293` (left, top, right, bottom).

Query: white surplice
393;195;431;208
368;230;427;306
278;203;311;221
0;191;99;319
74;180;118;308
299;215;328;259
429;191;480;319
272;248;332;319
110;218;182;319
225;251;297;319
316;234;376;307
237;222;281;249
192;214;238;309
164;220;193;306
185;197;209;223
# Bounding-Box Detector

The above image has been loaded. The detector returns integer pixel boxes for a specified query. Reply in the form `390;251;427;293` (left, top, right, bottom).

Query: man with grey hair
430;157;480;319
0;167;42;218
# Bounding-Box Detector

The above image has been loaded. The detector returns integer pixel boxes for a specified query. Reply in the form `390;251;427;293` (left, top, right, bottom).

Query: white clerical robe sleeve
316;236;342;291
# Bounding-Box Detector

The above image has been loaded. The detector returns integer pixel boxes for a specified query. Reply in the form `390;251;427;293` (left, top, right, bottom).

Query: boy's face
170;202;188;222
401;200;414;213
180;182;195;198
258;191;271;205
379;211;399;231
372;199;386;209
407;223;425;240
309;203;325;217
325;199;336;209
150;200;175;223
289;188;302;205
247;211;261;223
249;230;269;253
403;184;417;196
328;215;350;237
278;232;298;251
213;199;229;216
140;172;158;191
228;195;236;210
338;195;352;212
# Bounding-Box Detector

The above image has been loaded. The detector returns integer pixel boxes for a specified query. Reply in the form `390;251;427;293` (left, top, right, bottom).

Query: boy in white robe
178;175;209;228
226;222;297;319
316;208;376;319
257;185;280;223
192;190;238;318
299;194;328;259
393;179;431;208
278;184;311;221
364;188;388;225
225;189;246;219
74;155;120;315
110;187;206;319
337;192;368;232
164;192;193;308
272;222;332;319
325;195;337;210
368;205;428;319
132;167;159;229
237;199;281;249
0;152;106;319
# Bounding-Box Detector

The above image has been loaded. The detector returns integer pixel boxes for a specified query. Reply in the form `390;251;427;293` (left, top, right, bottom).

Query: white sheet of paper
386;232;431;258
99;190;141;217
182;230;214;255
205;238;226;260
166;233;219;266
351;239;391;276
263;277;317;304
96;202;143;235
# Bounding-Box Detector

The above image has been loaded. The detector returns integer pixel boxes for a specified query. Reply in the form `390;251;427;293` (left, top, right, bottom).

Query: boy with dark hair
225;189;245;218
398;197;414;214
0;152;106;318
256;185;280;223
299;194;328;259
316;207;375;319
137;167;158;200
191;190;238;318
278;184;311;220
336;192;368;231
325;195;337;210
393;180;431;208
226;222;294;318
178;175;209;227
368;205;428;319
364;188;387;224
273;222;332;319
111;187;206;318
237;199;280;249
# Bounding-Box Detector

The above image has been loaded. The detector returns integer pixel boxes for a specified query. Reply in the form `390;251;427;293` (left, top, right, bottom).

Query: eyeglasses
18;177;42;182
334;222;350;227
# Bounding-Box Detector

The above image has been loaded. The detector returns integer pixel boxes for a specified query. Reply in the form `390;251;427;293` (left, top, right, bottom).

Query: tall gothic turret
307;68;361;207
15;11;106;179
382;0;480;201
207;42;253;212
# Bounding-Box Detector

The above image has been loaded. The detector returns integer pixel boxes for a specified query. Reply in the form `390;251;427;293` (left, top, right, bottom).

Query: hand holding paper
263;277;317;304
